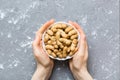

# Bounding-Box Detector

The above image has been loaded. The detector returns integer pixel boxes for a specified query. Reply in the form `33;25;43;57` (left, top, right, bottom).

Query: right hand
69;21;93;80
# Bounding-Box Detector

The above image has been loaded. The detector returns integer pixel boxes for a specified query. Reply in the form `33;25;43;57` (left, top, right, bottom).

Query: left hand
32;19;54;80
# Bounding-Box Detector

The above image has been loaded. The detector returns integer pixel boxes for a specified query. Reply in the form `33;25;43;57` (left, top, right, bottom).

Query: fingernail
68;20;72;23
50;19;55;22
73;22;76;23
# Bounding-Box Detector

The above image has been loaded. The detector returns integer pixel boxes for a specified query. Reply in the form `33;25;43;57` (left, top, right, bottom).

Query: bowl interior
42;22;80;60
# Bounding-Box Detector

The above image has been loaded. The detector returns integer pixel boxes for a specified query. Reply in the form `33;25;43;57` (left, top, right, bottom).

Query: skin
32;19;54;80
69;21;93;80
32;19;93;80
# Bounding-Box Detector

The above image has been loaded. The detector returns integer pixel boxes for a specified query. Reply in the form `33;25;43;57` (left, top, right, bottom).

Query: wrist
36;67;49;80
32;67;48;80
79;69;91;80
32;65;53;80
72;67;93;80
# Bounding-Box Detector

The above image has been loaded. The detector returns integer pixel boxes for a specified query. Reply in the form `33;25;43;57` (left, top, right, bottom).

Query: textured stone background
0;0;119;80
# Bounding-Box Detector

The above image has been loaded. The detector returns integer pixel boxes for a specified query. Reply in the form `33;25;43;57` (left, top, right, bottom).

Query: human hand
69;21;93;80
32;19;54;80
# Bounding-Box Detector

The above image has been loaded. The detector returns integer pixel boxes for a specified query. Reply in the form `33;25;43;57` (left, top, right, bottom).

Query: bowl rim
42;21;80;60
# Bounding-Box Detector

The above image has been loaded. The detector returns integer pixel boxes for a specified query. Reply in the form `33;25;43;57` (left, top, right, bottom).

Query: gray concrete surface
0;0;119;80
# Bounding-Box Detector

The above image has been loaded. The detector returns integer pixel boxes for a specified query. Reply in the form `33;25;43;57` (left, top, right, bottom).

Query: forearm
32;67;50;80
79;70;93;80
72;68;93;80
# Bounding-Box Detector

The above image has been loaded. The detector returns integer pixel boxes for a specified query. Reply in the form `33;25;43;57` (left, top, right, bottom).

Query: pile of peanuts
44;23;78;59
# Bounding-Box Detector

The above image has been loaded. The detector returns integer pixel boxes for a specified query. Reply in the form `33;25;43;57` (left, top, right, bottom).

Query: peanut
65;40;71;45
59;48;62;51
47;30;53;35
56;31;60;40
63;46;67;54
54;49;58;53
45;45;54;50
69;52;73;56
55;24;62;28
59;29;68;38
52;28;57;32
47;49;52;55
70;34;78;39
57;40;64;48
67;47;71;53
58;54;63;58
68;30;77;36
70;43;76;51
52;41;57;45
61;24;67;28
62;53;67;58
69;47;78;56
73;47;78;53
47;40;52;45
59;38;71;45
62;46;67;58
56;52;61;56
72;39;78;44
50;36;56;41
44;34;50;42
70;45;75;51
65;26;73;33
51;52;57;58
54;45;58;48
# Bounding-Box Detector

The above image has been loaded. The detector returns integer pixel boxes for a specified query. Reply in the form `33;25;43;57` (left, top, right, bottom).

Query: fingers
33;39;49;60
69;21;74;27
69;21;86;40
73;22;85;36
69;21;87;57
39;19;54;34
33;32;48;55
38;19;54;43
32;19;54;64
33;17;52;47
33;32;41;48
84;41;88;61
69;21;85;35
78;39;86;57
34;19;54;50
